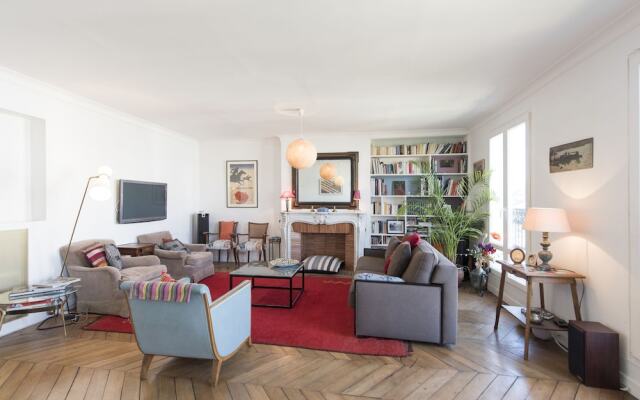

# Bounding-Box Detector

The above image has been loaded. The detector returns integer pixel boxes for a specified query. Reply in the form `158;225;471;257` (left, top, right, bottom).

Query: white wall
198;137;281;256
468;10;640;395
0;67;199;335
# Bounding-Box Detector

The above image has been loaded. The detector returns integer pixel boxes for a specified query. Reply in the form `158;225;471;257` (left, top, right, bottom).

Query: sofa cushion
384;237;402;260
104;244;124;270
186;251;213;268
121;265;167;282
137;231;172;247
82;243;108;268
161;238;191;253
387;242;412;277
402;232;420;248
402;248;438;283
355;256;386;274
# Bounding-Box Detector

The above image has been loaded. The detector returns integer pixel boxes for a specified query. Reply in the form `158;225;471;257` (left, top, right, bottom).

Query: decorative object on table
319;162;336;180
280;190;295;212
473;159;485;174
467;236;496;295
303;255;343;273
268;237;281;261
392;181;406;195
550;137;593;173
292;152;358;209
523;207;571;271
285;108;317;169
60;166;112;277
527;253;538;266
415;171;491;263
387;220;405;234
269;258;300;268
234;222;269;265
569;321;619;390
494;260;585;360
510;248;526;264
226;160;258;208
353;189;361;209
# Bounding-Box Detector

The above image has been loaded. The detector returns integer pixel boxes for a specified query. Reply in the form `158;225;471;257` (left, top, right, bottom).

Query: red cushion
403;233;420;248
82;243;108;268
160;273;176;282
383;256;392;274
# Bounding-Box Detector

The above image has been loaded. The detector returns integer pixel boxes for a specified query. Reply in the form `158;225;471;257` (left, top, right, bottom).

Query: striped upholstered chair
121;280;251;386
206;221;238;263
234;222;269;265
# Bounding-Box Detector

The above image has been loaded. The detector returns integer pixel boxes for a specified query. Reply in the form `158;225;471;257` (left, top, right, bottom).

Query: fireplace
281;211;365;272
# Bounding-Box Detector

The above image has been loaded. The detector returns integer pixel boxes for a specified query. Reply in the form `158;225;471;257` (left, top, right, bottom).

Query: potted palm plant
419;171;492;265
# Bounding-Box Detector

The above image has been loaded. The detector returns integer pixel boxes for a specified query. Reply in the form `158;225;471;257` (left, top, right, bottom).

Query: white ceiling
0;0;637;140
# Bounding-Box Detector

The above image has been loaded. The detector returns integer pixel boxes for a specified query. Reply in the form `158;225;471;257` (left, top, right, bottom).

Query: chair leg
212;359;223;386
140;354;154;380
247;337;252;347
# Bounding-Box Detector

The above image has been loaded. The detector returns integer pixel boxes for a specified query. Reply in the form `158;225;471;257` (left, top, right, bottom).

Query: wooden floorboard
0;277;633;400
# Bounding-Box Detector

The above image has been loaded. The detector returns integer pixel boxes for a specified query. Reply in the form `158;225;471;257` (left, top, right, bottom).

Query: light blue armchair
121;280;251;386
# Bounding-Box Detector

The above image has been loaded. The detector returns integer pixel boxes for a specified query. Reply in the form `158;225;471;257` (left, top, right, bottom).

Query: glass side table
0;286;79;337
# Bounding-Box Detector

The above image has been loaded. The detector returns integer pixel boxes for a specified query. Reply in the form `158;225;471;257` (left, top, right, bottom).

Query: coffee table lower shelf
502;305;567;331
229;270;305;309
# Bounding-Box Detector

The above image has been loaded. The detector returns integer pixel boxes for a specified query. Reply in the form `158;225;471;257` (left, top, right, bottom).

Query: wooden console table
117;243;155;257
493;260;585;360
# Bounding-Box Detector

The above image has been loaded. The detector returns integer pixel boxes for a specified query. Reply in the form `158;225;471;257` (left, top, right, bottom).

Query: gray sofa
351;239;458;345
60;239;167;317
137;231;214;282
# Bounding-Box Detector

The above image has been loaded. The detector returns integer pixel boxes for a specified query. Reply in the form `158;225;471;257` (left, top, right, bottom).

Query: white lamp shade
319;162;336;180
286;138;317;169
89;175;111;201
523;207;570;233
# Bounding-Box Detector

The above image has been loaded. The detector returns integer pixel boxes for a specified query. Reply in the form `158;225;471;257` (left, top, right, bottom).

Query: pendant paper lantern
333;175;345;186
286;139;317;169
319;163;336;180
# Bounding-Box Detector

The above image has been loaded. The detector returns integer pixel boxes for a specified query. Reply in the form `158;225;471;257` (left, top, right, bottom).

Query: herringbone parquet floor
0;271;634;400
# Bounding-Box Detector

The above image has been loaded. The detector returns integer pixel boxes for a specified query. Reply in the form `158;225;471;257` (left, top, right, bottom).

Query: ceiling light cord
299;108;304;138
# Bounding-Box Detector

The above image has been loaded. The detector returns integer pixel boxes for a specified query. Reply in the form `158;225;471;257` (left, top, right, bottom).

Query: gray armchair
137;231;214;282
59;239;167;317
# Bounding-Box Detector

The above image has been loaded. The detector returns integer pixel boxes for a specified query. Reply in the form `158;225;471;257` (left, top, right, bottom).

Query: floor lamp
60;166;113;277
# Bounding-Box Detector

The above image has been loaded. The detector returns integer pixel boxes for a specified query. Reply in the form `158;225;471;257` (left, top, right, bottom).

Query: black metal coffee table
229;261;304;308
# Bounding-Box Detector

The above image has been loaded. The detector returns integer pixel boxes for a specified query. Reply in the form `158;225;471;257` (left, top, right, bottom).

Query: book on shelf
371;141;467;156
370;159;431;175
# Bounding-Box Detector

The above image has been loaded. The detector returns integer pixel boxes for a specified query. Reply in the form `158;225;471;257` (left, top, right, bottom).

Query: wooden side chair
206;221;238;263
234;222;269;265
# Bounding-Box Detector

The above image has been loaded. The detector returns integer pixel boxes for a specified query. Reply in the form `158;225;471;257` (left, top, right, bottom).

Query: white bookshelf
369;135;468;247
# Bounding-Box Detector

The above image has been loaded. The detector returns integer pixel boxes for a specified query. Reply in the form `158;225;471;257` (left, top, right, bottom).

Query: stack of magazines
9;277;80;300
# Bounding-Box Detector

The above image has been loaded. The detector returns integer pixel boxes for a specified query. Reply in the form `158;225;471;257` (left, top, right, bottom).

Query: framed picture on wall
226;160;258;208
387;220;405;234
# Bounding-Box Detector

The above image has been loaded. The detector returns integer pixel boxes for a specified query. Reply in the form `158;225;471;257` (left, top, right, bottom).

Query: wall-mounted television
118;180;167;224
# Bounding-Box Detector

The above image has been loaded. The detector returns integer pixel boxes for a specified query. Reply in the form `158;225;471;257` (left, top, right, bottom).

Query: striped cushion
82;243;108;268
303;255;344;273
129;281;193;303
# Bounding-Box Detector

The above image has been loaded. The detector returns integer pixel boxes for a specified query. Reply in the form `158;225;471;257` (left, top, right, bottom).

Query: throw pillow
354;272;404;283
82;243;108;268
160;272;176;282
303;255;343;273
402;248;438;284
386;242;412;277
104;244;123;270
161;239;190;253
219;221;235;241
402;232;420;248
384;236;402;260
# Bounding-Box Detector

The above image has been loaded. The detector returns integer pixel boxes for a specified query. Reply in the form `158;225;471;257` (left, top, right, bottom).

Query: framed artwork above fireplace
292;152;359;209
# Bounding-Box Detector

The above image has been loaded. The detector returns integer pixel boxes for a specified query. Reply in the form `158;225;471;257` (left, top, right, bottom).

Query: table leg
229;274;233;290
539;283;545;310
60;302;67;337
570;280;582;320
524;279;533;360
494;269;507;330
0;309;5;333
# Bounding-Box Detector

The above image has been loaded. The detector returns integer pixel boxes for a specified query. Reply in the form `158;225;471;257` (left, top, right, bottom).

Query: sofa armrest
209;280;251;357
363;248;386;258
122;255;162;268
68;265;123;303
355;280;443;343
154;248;188;260
184;243;207;252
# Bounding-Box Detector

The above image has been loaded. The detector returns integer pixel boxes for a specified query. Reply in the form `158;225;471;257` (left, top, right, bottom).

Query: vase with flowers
467;235;497;295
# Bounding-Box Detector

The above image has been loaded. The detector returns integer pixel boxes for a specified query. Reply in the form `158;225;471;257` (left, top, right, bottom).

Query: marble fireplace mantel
280;210;366;268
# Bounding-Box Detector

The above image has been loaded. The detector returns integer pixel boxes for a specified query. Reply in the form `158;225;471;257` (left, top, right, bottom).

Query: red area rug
83;272;410;357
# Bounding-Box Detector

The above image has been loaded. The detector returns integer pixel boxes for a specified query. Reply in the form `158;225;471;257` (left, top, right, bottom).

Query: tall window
489;121;528;257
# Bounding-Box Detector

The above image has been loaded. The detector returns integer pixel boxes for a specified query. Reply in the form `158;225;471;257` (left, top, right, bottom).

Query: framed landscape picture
549;138;593;173
226;160;258;208
387;220;405;234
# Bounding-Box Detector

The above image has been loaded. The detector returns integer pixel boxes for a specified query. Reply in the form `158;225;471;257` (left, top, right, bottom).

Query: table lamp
280;190;295;212
522;207;571;271
353;189;361;209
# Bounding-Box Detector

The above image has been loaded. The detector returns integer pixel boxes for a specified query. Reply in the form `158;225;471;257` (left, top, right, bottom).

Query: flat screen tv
118;180;167;224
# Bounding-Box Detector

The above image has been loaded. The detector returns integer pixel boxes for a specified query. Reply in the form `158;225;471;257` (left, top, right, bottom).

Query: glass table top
0;286;78;306
231;261;303;278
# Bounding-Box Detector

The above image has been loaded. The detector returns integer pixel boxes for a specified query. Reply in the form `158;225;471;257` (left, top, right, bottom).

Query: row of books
441;178;462;196
371;178;427;196
370;160;431;175
371;141;467;156
371;202;403;216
